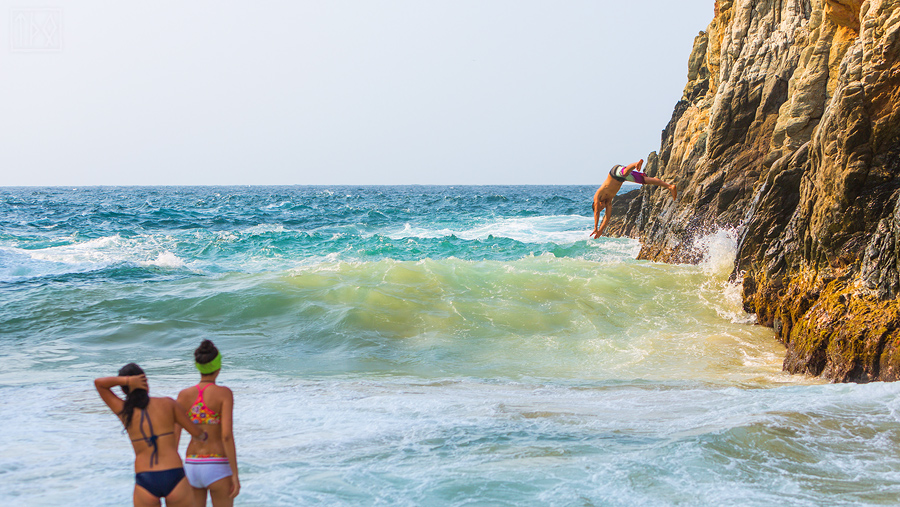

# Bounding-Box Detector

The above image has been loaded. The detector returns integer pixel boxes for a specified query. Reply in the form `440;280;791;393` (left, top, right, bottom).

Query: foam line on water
384;215;593;244
0;235;190;282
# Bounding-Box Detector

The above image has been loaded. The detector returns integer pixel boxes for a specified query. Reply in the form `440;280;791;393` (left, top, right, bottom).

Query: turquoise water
1;186;899;506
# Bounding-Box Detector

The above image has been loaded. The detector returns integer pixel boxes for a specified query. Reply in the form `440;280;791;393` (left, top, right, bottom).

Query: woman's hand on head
127;374;148;391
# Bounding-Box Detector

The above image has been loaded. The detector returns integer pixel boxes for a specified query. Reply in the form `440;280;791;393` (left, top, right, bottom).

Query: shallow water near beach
2;186;899;506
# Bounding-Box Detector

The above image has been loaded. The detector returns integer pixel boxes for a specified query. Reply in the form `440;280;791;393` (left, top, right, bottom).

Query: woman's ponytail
117;363;149;428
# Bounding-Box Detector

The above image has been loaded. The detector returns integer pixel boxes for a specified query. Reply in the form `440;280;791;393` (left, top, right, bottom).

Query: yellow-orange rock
612;0;900;382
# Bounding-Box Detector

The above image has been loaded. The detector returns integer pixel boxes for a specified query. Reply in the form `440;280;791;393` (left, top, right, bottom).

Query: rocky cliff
609;0;900;382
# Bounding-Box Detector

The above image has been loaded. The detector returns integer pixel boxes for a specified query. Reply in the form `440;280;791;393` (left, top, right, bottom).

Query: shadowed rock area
608;0;900;382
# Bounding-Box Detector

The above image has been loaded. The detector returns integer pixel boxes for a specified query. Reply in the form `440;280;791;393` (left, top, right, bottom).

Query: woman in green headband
176;340;240;506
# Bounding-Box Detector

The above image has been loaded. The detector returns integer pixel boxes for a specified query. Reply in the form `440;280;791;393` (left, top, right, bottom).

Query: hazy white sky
2;1;711;186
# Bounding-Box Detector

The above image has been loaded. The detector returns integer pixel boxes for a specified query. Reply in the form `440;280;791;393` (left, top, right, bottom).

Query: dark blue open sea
1;186;899;506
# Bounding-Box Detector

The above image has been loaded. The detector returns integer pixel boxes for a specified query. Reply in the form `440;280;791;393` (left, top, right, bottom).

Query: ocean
1;185;898;506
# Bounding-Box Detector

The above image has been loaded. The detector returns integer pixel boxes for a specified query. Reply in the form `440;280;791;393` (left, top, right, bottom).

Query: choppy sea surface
1;185;899;506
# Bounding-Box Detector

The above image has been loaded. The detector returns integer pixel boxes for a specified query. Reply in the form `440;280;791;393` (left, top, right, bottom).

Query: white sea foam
243;224;289;235
217;231;240;242
27;235;123;266
583;235;642;263
3;235;190;279
720;280;757;324
695;228;739;276
686;228;759;324
694;228;768;324
287;252;345;274
386;215;592;244
264;200;291;210
139;251;185;269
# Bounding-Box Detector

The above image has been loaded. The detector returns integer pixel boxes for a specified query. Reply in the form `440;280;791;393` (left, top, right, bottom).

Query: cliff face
613;0;900;381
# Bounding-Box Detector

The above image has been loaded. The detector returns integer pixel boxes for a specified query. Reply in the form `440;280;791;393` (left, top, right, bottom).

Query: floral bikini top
190;383;221;425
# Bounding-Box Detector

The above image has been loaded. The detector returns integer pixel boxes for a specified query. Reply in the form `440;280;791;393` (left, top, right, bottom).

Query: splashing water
695;227;740;277
689;228;758;325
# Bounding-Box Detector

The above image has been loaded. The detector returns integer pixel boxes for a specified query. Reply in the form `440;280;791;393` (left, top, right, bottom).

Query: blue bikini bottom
135;467;186;498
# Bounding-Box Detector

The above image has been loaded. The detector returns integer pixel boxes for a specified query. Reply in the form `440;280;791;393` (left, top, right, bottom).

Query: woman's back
125;397;185;472
177;383;232;456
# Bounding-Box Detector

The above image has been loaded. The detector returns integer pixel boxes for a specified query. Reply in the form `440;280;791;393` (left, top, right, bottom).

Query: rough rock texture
615;0;900;381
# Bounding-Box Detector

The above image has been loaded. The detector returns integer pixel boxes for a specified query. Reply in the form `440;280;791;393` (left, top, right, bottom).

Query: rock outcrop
611;0;900;381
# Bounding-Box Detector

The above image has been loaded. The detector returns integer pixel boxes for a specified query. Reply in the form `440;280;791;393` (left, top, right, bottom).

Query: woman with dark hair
95;363;208;507
176;340;240;506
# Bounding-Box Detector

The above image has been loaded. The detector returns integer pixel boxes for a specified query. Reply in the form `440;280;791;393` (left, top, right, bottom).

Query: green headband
195;352;222;374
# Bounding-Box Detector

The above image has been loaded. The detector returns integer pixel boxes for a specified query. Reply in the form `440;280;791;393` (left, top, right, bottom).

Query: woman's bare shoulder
207;384;234;403
177;385;198;398
212;384;234;395
144;396;179;419
150;395;178;406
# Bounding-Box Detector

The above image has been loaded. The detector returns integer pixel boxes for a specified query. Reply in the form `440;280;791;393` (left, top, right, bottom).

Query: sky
1;1;712;186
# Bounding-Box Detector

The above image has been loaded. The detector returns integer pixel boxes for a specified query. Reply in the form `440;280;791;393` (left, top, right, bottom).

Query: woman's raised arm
94;374;147;415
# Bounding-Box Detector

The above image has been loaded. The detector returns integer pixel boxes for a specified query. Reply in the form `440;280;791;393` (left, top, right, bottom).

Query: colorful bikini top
189;383;221;425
